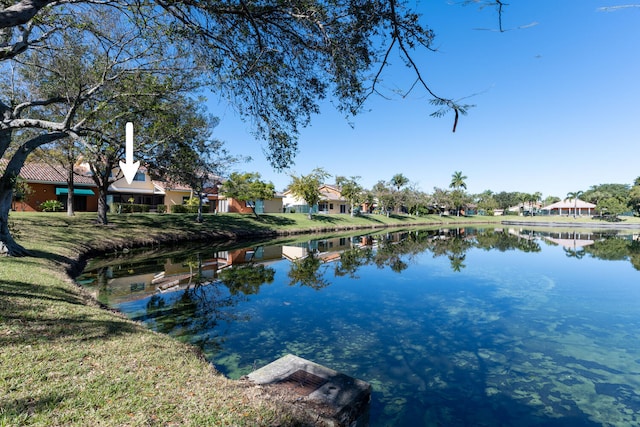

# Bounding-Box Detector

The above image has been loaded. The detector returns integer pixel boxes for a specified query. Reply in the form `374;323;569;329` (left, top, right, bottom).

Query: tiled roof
18;162;96;185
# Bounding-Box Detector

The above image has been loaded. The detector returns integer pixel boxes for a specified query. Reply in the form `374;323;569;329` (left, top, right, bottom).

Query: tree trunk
197;198;203;223
0;178;29;256
0;131;67;255
249;204;260;220
67;165;75;216
96;186;109;225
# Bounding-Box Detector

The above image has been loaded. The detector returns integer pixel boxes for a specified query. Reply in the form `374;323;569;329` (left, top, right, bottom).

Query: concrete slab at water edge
247;354;371;427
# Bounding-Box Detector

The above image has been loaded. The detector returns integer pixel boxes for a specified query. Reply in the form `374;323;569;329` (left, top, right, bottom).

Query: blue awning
55;188;95;196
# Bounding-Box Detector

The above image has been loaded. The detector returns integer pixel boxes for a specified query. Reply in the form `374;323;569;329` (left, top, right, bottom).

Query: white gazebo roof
542;198;596;210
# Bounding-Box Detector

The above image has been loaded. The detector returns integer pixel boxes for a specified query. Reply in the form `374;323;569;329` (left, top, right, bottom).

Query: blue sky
207;1;640;198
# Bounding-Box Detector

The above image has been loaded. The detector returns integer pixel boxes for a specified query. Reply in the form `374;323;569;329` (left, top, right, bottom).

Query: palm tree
519;193;530;216
566;190;584;218
390;173;409;214
449;171;468;216
449;171;467;191
529;191;542;215
390;173;409;191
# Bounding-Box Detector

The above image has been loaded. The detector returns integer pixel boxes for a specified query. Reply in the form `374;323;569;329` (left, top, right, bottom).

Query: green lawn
1;210;638;426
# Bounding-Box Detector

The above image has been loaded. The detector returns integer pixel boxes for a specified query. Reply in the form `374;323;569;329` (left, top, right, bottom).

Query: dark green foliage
171;205;199;214
114;203;150;214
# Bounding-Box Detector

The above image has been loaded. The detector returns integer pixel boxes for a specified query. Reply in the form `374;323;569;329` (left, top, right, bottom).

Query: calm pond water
77;226;640;426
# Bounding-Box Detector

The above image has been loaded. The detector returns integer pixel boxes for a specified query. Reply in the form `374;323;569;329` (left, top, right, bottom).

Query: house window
133;172;145;182
340;204;347;214
330;203;334;210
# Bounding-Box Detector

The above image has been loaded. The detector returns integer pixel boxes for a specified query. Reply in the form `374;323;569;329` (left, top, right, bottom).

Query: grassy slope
1;211;638;426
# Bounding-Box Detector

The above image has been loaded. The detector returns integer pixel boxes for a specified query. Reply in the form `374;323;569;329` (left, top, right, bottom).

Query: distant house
212;192;284;214
11;162;98;212
540;198;596;216
503;202;544;216
282;184;349;214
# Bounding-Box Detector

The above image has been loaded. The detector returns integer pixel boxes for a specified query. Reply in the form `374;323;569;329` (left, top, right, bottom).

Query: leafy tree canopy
221;172;276;218
287;168;330;219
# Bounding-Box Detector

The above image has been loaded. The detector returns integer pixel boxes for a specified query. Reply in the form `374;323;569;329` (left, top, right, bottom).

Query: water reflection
77;227;640;426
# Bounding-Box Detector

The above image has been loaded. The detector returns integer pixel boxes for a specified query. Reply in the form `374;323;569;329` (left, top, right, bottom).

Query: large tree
629;177;640;216
372;180;394;217
221;172;276;219
287;168;330;219
335;175;363;217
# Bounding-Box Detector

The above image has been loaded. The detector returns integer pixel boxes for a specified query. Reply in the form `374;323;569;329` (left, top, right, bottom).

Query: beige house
282;184;349;214
107;167;192;209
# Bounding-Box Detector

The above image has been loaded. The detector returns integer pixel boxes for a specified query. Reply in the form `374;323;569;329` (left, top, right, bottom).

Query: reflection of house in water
96;245;284;305
507;228;597;249
541;231;596;249
282;236;372;262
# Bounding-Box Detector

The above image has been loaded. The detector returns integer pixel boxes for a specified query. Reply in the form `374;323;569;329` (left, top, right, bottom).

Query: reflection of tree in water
474;229;541;253
584;235;633;261
218;264;275;295
631;239;640;271
579;234;640;271
373;230;435;273
287;251;331;290
329;229;549;277
429;229;473;272
138;253;275;352
334;246;373;278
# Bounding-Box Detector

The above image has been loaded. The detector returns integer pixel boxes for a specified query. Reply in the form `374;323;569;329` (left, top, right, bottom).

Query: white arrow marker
119;122;140;185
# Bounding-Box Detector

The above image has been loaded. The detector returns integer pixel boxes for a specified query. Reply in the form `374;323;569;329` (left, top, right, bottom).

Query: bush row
170;204;199;214
113;203;151;213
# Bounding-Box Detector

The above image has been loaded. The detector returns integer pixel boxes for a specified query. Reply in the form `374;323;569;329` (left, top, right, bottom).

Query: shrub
40;200;63;212
171;204;188;213
114;203;150;213
156;205;167;214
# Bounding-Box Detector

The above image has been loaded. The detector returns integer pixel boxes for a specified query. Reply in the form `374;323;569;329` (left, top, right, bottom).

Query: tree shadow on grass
0;279;140;347
0;279;84;306
27;249;76;268
309;215;341;224
256;215;296;226
0;392;69;422
356;214;384;223
386;214;414;221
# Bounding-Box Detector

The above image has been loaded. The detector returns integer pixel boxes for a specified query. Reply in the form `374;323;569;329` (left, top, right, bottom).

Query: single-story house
10;162;98;212
212;193;284;214
540;198;597;216
282;184;349;214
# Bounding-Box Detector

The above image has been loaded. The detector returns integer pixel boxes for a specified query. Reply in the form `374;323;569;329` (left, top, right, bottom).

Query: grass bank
1;211;637;426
